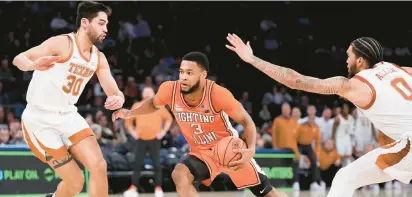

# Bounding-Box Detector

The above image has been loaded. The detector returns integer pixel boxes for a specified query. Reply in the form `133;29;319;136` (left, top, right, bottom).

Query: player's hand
105;95;124;110
228;148;255;171
112;108;131;122
334;159;341;166
225;33;254;64
156;130;167;140
32;56;60;71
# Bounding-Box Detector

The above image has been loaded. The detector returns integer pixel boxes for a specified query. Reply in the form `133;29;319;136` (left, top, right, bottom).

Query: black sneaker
45;193;54;197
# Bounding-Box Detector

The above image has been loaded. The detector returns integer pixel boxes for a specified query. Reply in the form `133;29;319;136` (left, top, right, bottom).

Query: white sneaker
384;181;393;190
310;182;321;191
320;181;326;192
371;184;380;196
123;189;138;197
155;188;164;197
393;181;402;190
293;182;300;192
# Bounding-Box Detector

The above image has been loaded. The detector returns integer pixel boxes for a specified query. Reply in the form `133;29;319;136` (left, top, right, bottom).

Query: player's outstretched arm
13;36;67;71
112;81;173;122
226;33;351;96
96;52;125;110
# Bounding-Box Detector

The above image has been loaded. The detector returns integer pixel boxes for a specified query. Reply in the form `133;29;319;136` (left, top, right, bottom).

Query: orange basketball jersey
154;80;261;189
169;80;238;151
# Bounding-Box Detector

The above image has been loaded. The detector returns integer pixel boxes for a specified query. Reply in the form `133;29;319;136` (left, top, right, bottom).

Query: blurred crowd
1;1;411;192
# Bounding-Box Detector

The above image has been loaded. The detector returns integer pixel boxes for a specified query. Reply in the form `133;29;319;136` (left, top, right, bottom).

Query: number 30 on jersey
62;74;84;96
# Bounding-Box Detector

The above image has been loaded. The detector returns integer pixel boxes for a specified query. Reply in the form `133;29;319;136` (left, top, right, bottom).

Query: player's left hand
105;95;124;110
225;33;255;64
228;148;255;171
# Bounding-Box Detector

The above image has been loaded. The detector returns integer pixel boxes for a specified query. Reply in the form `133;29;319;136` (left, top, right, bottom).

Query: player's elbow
12;53;28;71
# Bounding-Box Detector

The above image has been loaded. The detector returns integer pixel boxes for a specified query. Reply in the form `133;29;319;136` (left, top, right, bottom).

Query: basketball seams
223;138;234;166
227;140;245;164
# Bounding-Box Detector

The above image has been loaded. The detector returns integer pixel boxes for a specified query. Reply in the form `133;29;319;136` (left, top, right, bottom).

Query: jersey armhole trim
208;81;219;114
391;63;412;77
96;47;101;72
56;34;73;63
170;81;178;111
352;75;376;110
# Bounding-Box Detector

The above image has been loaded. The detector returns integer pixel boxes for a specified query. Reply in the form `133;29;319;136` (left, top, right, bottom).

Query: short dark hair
351;37;383;67
76;1;112;30
182;52;209;72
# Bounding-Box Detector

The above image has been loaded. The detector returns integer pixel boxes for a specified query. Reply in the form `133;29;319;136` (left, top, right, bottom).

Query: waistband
26;104;76;116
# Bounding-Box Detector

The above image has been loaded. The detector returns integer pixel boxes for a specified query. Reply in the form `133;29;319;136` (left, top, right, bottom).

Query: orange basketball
215;136;247;167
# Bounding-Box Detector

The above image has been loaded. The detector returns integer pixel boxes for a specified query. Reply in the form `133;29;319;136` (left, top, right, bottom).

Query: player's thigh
61;112;104;171
22;111;69;165
173;154;210;183
69;136;106;172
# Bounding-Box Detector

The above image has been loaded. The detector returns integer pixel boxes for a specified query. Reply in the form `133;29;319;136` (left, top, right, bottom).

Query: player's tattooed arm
249;56;351;95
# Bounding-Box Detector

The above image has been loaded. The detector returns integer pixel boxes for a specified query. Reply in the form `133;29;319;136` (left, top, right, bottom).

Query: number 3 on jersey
191;124;204;135
62;75;84;96
391;77;412;100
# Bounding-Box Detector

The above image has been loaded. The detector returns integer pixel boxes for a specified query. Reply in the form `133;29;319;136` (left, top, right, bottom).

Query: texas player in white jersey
226;34;412;197
332;103;354;166
352;108;377;156
12;2;124;197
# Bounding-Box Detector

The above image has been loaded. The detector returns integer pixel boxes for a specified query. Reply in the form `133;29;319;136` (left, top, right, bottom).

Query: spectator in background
293;105;323;192
319;139;341;187
352;108;377;158
317;107;334;143
239;91;252;116
8;128;26;145
258;104;271;124
0;106;5;124
0;125;10;145
134;13;151;38
332;103;354;167
0;81;10;105
123;86;173;197
272;102;299;159
50;12;68;31
0;57;15;82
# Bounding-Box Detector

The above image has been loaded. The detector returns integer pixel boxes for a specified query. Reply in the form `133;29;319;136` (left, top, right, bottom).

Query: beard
87;29;103;45
347;64;358;78
181;80;200;95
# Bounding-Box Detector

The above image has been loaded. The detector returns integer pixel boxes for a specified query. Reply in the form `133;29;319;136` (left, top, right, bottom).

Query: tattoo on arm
249;56;350;95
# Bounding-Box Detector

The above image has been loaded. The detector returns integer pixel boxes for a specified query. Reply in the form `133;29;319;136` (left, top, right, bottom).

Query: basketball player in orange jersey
12;2;124;197
112;52;287;197
226;33;412;197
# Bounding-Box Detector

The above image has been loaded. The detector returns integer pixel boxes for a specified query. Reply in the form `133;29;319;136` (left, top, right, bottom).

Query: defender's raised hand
225;33;254;64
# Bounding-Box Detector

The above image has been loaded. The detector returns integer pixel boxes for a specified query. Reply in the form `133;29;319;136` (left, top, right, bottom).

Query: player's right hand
225;33;255;64
32;56;60;71
111;108;131;122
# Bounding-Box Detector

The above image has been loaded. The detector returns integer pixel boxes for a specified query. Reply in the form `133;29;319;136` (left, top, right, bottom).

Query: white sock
52;193;56;197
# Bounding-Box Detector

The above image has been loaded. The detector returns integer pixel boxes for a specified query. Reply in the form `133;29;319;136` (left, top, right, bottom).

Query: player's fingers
233;148;248;154
225;45;236;51
228;160;241;167
247;41;251;48
226;35;237;47
233;34;243;43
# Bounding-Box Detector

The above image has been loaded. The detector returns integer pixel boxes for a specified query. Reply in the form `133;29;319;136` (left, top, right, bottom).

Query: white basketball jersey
336;114;354;138
26;33;99;112
355;61;412;140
